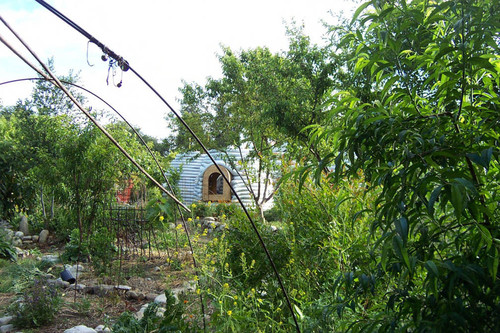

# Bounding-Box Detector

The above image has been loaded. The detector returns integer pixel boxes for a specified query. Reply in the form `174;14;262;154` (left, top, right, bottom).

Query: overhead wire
0;15;190;213
16;1;301;331
0;76;208;331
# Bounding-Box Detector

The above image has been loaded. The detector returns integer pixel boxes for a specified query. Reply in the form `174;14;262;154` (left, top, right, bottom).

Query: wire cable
28;2;301;330
0;16;190;213
0;76;207;331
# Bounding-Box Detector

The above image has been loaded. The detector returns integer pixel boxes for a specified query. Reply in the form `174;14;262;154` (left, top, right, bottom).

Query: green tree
307;0;500;330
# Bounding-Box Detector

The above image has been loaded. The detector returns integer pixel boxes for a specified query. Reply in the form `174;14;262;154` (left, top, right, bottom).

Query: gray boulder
39;229;49;244
19;215;29;235
0;324;15;333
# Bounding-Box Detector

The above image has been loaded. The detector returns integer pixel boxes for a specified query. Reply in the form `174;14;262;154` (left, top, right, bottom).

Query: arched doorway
202;164;232;202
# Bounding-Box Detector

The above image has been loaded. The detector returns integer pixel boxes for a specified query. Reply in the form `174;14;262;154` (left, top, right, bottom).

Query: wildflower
159;216;164;222
196;216;200;220
223;283;229;289
192;203;197;208
222;214;226;219
196;289;201;295
227;310;232;316
233;301;237;306
234;295;238;300
184;300;189;304
187;217;192;222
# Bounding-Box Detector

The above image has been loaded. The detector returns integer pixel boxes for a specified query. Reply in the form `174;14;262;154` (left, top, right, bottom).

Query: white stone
0;316;13;326
64;325;97;333
154;293;166;304
0;324;14;333
14;231;23;238
41;254;59;264
114;285;132;291
94;325;110;333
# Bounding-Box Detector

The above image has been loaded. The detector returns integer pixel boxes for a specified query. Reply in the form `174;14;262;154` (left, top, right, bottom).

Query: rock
41;254;59;264
0;324;15;333
11;238;22;247
94;325;110;333
19;215;29;235
0;316;13;326
65;264;84;279
183;280;197;292
134;304;165;320
32;235;39;242
145;293;157;301
64;325;97;333
68;283;86;291
91;285;115;296
126;290;139;300
57;278;70;288
154;266;161;272
215;223;226;232
154;293;166;304
14;231;23;238
39;229;49;244
14;247;24;257
115;285;131;291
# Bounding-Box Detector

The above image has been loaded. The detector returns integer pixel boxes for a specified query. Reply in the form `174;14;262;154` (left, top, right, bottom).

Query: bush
89;227;116;275
0;229;16;261
62;228;89;263
111;290;189;332
9;278;62;328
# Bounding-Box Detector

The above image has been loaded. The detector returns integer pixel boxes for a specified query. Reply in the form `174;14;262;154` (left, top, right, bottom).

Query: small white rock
63;325;97;333
0;315;13;326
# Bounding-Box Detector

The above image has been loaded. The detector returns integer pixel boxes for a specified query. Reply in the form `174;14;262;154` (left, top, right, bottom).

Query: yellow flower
234;295;238;300
191;203;197;208
159;216;164;222
196;288;201;295
187;217;192;222
223;283;229;289
233;301;237;306
227;310;232;316
222;214;226;219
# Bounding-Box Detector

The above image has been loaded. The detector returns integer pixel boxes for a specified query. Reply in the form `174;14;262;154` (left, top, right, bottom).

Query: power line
0;15;190;213
27;2;301;331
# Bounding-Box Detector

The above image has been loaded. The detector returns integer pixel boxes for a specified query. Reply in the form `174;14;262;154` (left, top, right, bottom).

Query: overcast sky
0;0;356;139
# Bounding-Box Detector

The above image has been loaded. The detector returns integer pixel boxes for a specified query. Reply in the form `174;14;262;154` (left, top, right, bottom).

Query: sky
0;0;357;139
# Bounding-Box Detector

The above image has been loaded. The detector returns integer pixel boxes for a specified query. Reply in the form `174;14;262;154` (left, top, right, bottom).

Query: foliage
89;227;116;275
0;229;17;262
9;278;62;328
0;258;47;293
111;290;190;332
62;228;90;263
304;0;500;330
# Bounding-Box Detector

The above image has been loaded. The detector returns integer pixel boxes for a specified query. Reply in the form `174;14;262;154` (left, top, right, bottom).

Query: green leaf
478;224;492;250
450;182;464;221
427;185;442;215
425;260;439;278
351;1;372;25
392;235;410;271
394;217;408;245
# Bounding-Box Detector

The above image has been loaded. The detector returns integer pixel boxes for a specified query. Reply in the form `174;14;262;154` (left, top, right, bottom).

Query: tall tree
307;0;500;330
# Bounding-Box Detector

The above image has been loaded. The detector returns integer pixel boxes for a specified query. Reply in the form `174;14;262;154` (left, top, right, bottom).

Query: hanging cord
30;1;301;330
0;17;190;214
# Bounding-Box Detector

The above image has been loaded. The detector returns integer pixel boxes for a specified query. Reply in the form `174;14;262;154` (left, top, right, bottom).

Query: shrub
62;228;89;263
0;229;16;261
9;278;62;328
